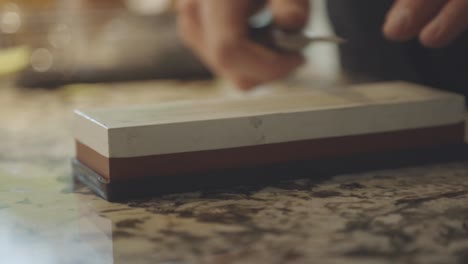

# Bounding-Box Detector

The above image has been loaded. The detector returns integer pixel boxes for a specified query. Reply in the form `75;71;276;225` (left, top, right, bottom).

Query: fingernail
384;8;412;39
422;19;446;47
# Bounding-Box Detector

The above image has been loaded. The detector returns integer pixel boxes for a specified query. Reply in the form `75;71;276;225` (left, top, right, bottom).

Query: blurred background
0;0;339;88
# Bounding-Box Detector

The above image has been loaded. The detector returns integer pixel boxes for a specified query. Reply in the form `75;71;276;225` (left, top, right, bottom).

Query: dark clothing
327;0;468;95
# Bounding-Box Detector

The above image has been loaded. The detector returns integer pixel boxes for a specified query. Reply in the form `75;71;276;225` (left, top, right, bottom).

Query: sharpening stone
72;82;467;201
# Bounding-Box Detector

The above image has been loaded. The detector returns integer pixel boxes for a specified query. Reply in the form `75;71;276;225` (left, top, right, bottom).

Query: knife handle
249;25;286;52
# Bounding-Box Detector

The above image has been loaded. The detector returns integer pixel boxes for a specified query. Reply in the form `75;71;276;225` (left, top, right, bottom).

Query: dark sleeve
326;0;468;95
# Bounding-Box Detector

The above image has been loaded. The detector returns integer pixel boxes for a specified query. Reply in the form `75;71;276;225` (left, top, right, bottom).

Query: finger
200;0;304;88
209;38;304;90
200;0;251;50
236;79;262;91
227;40;304;86
383;0;446;42
420;0;468;48
237;42;304;81
269;0;310;30
177;0;207;63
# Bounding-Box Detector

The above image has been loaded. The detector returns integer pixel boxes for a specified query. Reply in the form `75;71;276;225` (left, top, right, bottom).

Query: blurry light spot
103;18;130;40
30;48;53;72
1;11;21;33
249;8;273;28
125;0;171;15
48;24;71;48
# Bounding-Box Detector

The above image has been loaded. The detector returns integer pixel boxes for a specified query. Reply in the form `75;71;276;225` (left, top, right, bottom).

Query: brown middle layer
76;123;465;183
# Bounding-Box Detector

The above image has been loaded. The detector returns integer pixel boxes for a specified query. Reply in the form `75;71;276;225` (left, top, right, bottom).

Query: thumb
269;0;310;30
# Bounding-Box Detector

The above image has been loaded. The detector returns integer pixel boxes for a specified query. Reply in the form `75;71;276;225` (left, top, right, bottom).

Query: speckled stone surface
1;80;467;264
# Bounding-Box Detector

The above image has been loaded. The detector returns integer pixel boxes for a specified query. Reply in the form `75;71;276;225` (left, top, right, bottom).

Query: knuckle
289;15;308;28
276;11;308;29
272;0;310;29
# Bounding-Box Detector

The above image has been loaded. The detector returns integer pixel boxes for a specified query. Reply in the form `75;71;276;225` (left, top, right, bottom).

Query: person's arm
176;0;309;90
384;0;468;48
178;0;468;90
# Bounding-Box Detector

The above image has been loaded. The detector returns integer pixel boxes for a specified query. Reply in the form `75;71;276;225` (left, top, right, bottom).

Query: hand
176;0;309;90
384;0;468;48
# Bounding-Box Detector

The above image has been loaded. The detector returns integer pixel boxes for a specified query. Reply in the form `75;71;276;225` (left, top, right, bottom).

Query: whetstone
72;82;466;200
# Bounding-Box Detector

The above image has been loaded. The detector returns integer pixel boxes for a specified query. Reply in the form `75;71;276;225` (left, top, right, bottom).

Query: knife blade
249;9;345;52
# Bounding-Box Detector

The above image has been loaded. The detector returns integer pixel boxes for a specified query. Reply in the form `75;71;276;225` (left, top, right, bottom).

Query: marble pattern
0;81;467;264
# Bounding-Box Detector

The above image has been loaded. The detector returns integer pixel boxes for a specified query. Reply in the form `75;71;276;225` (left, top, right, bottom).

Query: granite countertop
0;80;467;264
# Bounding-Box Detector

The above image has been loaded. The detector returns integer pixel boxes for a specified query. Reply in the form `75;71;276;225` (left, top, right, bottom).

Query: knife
249;10;345;52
